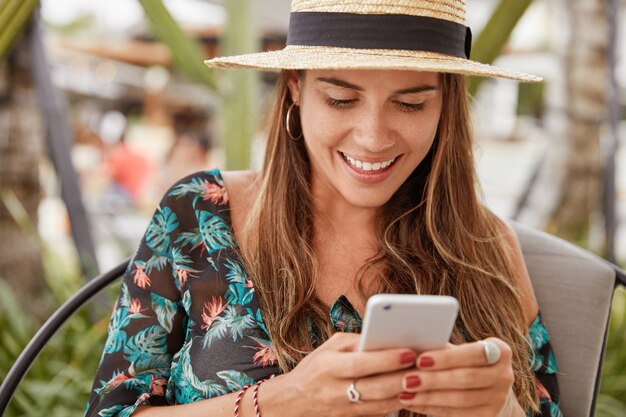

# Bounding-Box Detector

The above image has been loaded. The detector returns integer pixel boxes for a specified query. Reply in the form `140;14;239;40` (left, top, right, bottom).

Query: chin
344;190;394;209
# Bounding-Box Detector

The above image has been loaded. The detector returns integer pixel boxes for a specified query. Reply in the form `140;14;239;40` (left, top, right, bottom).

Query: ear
286;70;302;105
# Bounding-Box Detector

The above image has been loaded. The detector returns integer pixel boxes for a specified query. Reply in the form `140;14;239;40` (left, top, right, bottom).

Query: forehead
304;69;440;89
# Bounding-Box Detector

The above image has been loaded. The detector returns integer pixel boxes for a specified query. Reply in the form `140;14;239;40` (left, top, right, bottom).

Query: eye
326;97;357;109
394;101;425;112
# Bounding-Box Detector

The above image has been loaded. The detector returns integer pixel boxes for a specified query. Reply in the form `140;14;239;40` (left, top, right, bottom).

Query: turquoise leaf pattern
174;341;228;401
103;307;129;355
151;293;179;333
196;210;234;253
225;259;254;306
329;295;362;333
202;314;230;349
245;308;268;334
528;314;550;351
223;305;256;342
87;170;559;417
144;254;169;275
98;405;128;417
216;370;255;391
145;206;179;257
123;326;169;371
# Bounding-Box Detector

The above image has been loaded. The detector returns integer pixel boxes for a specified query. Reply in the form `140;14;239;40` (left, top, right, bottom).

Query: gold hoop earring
285;102;303;141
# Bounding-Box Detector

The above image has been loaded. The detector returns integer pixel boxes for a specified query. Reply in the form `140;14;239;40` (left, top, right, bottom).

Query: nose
353;107;395;153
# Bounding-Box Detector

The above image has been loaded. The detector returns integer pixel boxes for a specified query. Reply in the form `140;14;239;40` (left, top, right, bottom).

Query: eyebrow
316;77;438;95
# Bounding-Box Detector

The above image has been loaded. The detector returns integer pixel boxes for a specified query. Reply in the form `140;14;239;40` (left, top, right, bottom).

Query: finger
349;369;408;401
317;332;361;352
346;397;402;417
416;338;512;371
398;387;492;408
401;366;505;392
330;349;418;378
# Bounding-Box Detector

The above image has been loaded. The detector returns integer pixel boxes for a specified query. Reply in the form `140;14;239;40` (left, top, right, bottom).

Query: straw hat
204;0;541;82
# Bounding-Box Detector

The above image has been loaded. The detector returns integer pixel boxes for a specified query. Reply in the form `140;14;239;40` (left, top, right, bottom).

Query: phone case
358;294;459;352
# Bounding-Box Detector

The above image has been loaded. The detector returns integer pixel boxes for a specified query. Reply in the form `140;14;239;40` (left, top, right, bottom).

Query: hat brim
204;46;542;82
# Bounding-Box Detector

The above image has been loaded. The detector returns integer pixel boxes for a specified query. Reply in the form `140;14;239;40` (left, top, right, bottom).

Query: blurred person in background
85;1;561;417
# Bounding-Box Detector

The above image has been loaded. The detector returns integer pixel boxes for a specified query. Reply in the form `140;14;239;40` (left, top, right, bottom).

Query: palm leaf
145;206;179;256
151;293;179;333
216;370;255;391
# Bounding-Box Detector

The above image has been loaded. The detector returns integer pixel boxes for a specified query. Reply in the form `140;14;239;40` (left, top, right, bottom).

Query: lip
338;151;401;183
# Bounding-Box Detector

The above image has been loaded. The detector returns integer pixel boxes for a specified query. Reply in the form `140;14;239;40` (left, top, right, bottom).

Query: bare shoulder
220;170;258;194
495;219;539;327
220;170;259;242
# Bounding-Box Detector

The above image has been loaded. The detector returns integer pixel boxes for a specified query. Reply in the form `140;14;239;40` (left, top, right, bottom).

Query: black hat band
287;12;472;59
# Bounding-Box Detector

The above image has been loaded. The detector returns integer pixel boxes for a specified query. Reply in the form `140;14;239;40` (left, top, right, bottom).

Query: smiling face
287;69;443;210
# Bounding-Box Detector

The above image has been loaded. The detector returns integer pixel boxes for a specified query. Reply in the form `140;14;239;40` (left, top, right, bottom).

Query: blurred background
0;0;624;416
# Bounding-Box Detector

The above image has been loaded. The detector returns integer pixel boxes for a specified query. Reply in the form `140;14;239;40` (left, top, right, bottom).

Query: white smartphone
358;294;459;352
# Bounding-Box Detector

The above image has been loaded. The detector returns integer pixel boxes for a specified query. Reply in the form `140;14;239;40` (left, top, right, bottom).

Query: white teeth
341;152;396;172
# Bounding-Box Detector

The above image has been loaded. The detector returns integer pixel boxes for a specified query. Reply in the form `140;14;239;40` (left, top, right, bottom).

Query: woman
85;1;561;417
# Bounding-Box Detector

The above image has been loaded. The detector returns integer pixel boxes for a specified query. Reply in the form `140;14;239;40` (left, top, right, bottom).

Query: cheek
301;105;349;149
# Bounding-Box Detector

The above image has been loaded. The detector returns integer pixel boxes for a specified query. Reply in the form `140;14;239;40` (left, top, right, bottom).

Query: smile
339;152;397;172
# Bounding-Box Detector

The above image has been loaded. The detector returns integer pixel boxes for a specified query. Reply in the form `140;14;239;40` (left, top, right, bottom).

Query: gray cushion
511;221;616;417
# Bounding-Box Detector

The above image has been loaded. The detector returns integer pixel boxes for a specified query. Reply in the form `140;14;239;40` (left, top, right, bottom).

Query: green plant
596;286;626;417
0;247;118;417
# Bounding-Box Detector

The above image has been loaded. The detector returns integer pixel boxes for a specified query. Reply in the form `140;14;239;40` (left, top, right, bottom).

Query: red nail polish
399;392;416;401
405;375;421;388
418;356;434;368
400;352;417;364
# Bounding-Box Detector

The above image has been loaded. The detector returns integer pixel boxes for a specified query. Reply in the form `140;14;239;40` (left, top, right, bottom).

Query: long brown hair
241;71;539;414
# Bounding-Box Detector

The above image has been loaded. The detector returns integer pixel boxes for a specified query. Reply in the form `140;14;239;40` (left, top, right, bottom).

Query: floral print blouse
84;169;562;417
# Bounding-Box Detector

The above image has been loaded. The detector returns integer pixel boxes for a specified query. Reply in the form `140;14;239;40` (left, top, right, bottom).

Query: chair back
511;221;618;417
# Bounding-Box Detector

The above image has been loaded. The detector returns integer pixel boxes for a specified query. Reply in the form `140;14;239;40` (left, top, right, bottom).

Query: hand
398;337;519;417
276;332;418;417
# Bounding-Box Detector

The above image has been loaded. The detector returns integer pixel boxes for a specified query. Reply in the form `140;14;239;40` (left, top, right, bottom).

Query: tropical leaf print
169;174;229;206
176;229;204;252
244;336;277;367
196;210;234;253
245;308;268;334
224;259;254;306
119;282;131;308
201;305;255;348
216;370;255;391
545;350;558;374
329;295;362;333
528;314;550;351
173;340;228;402
103;308;129;355
144;254;170;275
98;405;131;417
201;296;228;331
145;206;179;256
223;305;256;341
182;290;192;313
132;261;151;289
124;326;169;370
202;315;230;349
129;298;149;316
152;293;179;333
171;246;198;288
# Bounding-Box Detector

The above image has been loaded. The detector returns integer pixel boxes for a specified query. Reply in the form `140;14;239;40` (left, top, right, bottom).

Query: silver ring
479;340;502;365
346;380;363;403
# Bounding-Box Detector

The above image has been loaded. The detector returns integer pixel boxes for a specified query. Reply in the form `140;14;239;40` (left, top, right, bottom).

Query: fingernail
400;351;417;364
399;392;416;401
405;375;421;388
418;356;434;368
